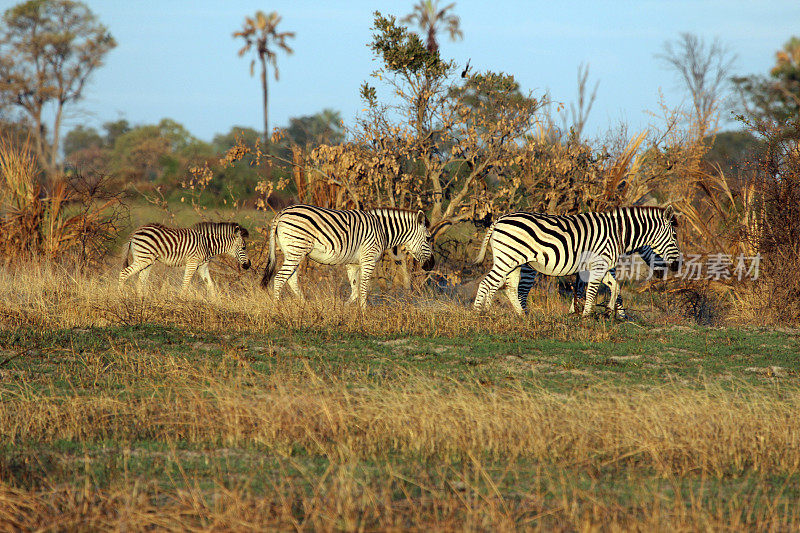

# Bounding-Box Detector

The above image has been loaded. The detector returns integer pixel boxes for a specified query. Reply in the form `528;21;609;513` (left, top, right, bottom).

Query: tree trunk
260;55;269;145
429;159;443;223
32;112;52;178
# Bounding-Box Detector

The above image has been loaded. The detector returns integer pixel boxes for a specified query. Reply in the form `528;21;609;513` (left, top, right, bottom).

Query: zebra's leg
516;264;537;314
581;273;605;317
473;265;513;311
357;258;379;310
197;262;216;297
615;295;628;319
137;264;153;293
119;260;152;291
180;259;201;293
503;266;525;316
345;264;360;305
272;251;307;303
570;272;588;314
286;267;305;303
601;270;626;319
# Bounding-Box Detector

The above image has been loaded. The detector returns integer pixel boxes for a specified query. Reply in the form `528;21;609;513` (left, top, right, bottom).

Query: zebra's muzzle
669;260;680;273
242;260;251;270
422;256;435;271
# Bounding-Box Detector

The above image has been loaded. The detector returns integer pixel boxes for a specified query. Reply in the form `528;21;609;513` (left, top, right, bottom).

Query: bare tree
658;33;736;137
560;63;599;140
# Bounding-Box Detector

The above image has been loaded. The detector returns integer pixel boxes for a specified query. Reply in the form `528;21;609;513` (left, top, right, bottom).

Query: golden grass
1;262;798;529
1;341;799;530
0;259;618;340
3;365;799;475
2;379;799;529
0;136;39;213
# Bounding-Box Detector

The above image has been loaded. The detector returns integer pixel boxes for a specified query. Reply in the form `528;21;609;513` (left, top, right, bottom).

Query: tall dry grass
0;262;798;529
0;259;615;339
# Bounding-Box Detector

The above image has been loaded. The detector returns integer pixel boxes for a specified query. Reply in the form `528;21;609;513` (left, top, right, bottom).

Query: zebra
472;206;681;317
515;245;667;318
119;222;251;294
260;204;435;309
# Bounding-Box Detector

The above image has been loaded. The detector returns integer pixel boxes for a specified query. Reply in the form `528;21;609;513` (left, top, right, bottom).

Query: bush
745;116;800;323
0;136;125;268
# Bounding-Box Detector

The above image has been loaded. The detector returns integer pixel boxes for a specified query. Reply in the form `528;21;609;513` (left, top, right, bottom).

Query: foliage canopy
0;0;115;176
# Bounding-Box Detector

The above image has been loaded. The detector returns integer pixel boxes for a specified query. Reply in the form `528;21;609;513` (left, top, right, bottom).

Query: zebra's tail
473;221;498;265
260;214;280;289
121;240;131;269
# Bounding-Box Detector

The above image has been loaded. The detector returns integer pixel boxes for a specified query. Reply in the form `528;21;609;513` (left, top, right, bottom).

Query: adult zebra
261;204;435;309
119;222;251;294
515;245;666;318
473;206;681;317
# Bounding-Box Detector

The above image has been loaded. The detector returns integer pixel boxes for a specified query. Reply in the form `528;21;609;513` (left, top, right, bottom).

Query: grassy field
0;262;798;530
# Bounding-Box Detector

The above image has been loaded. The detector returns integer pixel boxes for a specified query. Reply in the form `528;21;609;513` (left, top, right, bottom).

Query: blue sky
44;0;800;142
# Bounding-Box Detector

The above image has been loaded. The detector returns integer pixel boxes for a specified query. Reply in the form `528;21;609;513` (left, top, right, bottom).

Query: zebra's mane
367;207;418;215
367;207;428;227
609;205;676;222
192;222;249;238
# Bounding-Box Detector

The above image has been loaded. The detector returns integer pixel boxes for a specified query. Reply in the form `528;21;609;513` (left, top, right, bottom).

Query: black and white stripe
119;222;251;293
515;245;666;318
473;206;681;317
260;204;435;308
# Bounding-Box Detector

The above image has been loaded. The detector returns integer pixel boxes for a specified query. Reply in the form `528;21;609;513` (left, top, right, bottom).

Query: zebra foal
473;206;681;317
261;204;435;309
119;222;251;294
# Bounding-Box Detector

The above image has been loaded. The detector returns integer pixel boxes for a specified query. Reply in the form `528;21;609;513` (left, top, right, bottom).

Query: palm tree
233;11;295;144
402;0;463;55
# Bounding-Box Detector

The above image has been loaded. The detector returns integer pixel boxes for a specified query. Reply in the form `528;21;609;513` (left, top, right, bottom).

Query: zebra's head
647;206;681;272
227;224;251;270
404;210;435;271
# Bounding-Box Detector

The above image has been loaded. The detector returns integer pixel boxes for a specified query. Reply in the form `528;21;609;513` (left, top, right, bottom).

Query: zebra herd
119;203;681;317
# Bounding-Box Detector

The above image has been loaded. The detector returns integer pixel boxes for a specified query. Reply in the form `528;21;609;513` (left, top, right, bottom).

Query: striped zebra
515;245;666;318
119;222;251;294
473;206;681;317
260;204;435;309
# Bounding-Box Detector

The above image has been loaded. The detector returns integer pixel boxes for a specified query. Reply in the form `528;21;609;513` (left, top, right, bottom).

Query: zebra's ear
236;224;249;238
416;210;428;227
663;205;679;226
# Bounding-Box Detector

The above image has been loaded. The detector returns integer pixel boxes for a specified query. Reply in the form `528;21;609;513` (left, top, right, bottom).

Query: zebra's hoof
603;308;619;320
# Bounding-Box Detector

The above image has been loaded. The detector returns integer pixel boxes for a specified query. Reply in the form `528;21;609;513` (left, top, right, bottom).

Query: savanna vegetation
0;0;799;529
